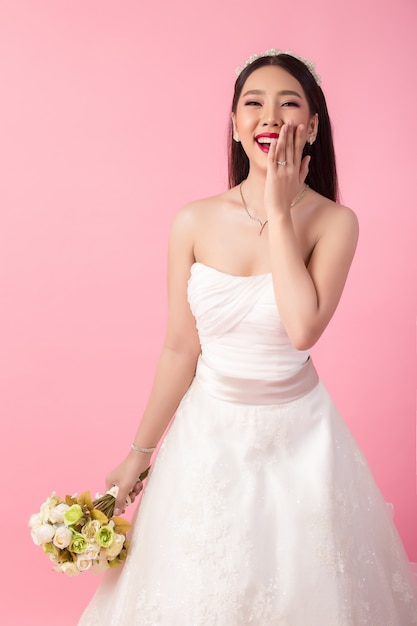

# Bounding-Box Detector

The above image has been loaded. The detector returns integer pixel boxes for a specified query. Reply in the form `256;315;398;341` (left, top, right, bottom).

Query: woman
78;50;417;625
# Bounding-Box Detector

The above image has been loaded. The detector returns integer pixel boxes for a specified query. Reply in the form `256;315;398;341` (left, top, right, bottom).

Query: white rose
53;525;72;549
81;520;101;541
48;503;70;524
83;542;101;560
31;523;56;545
39;504;51;524
28;513;42;529
39;494;60;523
76;555;93;572
57;561;80;576
104;533;125;559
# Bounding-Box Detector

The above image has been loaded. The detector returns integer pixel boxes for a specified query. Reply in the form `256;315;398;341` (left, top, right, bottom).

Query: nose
262;104;281;127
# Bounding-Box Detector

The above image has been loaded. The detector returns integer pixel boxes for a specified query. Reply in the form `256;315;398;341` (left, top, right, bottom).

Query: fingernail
114;508;120;516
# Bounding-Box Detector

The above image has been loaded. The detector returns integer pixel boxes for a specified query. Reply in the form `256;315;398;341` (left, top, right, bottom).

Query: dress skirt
78;372;417;625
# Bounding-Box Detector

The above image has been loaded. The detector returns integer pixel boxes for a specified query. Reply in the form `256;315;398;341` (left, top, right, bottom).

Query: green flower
69;531;88;554
95;524;115;548
43;541;60;562
63;504;83;526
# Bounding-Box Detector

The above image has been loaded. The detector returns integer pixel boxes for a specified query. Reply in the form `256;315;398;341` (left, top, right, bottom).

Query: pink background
1;1;416;624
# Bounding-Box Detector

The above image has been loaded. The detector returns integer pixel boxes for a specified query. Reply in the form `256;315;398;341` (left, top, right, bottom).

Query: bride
78;49;417;625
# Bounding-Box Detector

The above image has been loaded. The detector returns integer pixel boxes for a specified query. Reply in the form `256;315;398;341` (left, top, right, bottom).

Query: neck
240;171;268;219
241;170;307;219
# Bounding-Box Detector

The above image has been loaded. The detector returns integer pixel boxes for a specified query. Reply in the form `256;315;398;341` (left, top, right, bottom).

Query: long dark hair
228;54;338;202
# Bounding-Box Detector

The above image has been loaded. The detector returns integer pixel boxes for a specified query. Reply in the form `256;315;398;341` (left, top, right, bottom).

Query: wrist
131;443;157;454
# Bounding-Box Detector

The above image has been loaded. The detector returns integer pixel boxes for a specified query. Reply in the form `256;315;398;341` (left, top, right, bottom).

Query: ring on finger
276;160;287;166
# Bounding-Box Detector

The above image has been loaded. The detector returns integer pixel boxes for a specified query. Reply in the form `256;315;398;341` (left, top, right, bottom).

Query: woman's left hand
265;121;310;216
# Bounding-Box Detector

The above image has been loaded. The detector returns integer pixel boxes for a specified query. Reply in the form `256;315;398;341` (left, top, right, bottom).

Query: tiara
235;49;321;86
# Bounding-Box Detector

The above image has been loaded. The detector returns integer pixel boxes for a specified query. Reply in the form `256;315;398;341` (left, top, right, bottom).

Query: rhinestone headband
235;48;321;86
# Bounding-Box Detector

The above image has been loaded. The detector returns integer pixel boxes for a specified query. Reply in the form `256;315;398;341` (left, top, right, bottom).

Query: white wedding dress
78;262;417;625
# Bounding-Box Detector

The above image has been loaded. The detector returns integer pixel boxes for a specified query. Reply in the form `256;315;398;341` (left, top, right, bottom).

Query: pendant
258;220;268;236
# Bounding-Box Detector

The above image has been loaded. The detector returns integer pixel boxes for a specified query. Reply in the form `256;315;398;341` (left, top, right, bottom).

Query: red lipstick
255;132;279;153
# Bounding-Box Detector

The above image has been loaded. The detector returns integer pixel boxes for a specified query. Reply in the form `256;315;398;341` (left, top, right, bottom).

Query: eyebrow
242;89;303;98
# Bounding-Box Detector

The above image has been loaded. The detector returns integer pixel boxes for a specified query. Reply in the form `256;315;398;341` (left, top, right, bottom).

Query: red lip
255;133;279;139
255;132;279;153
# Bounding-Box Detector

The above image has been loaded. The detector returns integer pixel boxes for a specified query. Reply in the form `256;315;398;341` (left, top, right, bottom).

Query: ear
307;113;319;145
231;113;240;142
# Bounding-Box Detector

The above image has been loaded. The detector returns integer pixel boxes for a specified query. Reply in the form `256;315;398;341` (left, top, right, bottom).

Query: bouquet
29;468;150;576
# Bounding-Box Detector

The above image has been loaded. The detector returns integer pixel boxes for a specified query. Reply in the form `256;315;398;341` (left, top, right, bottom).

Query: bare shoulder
309;191;359;244
174;189;235;222
328;201;358;234
168;189;236;262
170;188;237;236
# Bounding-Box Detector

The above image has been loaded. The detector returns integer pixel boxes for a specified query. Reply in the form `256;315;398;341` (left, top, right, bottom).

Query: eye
281;101;300;108
244;100;262;106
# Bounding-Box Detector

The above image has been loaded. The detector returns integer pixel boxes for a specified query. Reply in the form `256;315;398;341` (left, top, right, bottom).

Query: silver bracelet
131;443;157;454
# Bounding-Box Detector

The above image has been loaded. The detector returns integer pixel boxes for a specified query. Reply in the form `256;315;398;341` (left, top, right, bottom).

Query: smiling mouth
255;134;278;153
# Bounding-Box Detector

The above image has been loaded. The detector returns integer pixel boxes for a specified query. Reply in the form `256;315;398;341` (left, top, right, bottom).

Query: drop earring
234;132;240;142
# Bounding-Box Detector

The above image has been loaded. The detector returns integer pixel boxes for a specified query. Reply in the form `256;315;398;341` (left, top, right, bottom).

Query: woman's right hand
106;450;153;516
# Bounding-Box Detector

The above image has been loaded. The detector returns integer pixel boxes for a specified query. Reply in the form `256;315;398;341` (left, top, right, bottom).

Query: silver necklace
239;183;309;236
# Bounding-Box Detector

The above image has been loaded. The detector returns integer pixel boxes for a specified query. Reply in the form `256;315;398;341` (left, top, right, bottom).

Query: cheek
288;112;312;138
236;114;258;137
235;104;257;128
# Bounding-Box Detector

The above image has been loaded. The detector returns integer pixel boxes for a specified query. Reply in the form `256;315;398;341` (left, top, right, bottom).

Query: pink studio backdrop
1;1;416;624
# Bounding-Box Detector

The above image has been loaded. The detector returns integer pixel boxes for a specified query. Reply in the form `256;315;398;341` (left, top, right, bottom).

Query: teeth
257;137;272;144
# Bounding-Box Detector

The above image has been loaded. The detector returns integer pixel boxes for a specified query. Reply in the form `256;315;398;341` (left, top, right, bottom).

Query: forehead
241;65;305;97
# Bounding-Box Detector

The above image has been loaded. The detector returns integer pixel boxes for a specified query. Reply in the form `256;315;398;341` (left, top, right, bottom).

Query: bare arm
268;207;358;350
130;208;200;447
266;122;359;350
108;206;200;513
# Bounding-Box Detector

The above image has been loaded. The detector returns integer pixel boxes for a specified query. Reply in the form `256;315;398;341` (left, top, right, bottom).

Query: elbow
287;327;320;351
284;310;332;351
291;338;316;352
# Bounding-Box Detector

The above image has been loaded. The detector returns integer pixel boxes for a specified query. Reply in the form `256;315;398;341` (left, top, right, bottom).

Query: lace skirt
78;377;417;625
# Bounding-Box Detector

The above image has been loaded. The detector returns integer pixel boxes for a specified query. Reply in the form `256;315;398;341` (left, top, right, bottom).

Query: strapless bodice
187;262;310;382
